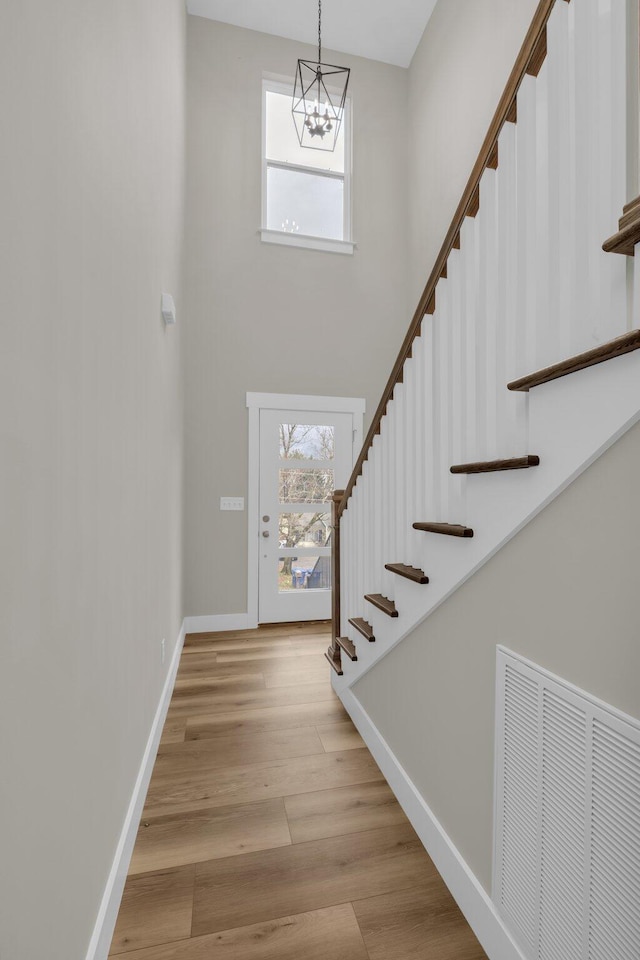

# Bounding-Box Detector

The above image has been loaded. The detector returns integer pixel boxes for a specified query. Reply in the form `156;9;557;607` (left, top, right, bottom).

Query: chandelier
291;0;350;152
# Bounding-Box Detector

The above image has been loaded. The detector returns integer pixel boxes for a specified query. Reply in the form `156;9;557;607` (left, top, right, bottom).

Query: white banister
361;460;371;610
381;404;393;599
422;314;436;525
403;356;417;569
533;47;552;372
356;475;364;616
410;334;427;568
335;0;635;674
546;0;571;361
393;381;407;576
437;268;452;520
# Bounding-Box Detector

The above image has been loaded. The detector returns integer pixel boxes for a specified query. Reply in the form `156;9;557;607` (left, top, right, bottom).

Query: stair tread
450;455;539;475
412;522;474;538
324;651;343;675
336;636;357;661
603;216;640;256
385;563;430;584
348;617;375;642
364;594;399;618
508;329;640;391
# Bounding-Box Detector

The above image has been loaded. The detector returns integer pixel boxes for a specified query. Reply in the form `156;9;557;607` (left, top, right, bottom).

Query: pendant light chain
291;0;350;152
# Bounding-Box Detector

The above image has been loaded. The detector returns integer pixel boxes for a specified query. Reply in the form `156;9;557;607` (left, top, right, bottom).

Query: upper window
261;79;353;255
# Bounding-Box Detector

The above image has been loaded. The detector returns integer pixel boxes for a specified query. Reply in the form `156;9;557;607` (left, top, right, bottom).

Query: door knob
262;515;270;522
262;530;270;538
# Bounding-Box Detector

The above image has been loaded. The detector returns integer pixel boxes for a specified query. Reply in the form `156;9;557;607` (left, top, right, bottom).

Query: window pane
280;468;334;504
279;512;331;549
278;555;331;592
279;424;334;460
266;166;343;240
266;90;344;173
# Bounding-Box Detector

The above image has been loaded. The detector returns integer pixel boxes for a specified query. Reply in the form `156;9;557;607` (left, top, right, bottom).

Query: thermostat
161;293;177;325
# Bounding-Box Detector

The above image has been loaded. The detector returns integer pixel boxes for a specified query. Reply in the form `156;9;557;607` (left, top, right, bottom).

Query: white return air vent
494;647;640;960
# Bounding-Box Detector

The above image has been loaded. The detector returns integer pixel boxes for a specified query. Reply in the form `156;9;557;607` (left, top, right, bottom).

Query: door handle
262;531;270;538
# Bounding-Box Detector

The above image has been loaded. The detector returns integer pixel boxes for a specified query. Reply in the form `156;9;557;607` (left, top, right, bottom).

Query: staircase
326;0;640;682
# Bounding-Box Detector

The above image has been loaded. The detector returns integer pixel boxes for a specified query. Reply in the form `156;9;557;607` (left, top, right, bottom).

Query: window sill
260;229;355;255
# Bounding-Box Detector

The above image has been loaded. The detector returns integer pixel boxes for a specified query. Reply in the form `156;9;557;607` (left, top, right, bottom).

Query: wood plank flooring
109;622;487;959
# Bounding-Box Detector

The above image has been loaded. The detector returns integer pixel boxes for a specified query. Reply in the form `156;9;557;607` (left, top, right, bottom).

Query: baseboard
84;620;186;960
183;612;254;633
335;683;527;960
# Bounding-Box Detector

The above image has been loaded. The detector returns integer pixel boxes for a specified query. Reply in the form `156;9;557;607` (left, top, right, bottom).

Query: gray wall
0;2;186;957
183;0;543;618
184;18;409;617
408;0;539;304
354;421;640;893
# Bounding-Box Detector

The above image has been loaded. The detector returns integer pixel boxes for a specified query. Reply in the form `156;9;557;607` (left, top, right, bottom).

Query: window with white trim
261;78;353;255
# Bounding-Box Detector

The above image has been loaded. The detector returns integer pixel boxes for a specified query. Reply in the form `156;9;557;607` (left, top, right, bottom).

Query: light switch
220;497;244;511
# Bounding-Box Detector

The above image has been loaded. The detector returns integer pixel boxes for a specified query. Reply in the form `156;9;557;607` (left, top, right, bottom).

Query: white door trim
247;392;366;415
246;392;365;628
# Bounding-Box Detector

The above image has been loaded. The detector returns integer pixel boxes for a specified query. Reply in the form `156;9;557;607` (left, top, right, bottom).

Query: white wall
354;420;640;893
408;0;539;304
184;17;409;617
0;2;186;957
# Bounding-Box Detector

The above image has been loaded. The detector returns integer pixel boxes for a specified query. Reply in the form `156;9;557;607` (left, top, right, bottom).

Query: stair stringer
333;348;640;690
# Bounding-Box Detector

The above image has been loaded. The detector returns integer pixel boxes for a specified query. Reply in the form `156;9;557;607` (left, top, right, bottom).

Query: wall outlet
161;638;166;664
220;497;244;511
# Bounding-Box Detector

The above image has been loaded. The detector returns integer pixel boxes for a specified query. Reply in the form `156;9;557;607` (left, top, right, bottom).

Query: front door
258;408;354;623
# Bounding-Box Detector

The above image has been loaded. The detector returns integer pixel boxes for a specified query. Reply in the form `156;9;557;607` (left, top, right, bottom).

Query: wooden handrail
337;0;568;519
325;489;345;675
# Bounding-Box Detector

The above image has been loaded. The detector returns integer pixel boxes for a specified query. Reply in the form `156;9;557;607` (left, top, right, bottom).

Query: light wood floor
109;621;487;959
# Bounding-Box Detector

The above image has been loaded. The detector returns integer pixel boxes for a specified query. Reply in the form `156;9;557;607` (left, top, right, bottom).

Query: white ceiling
186;0;439;68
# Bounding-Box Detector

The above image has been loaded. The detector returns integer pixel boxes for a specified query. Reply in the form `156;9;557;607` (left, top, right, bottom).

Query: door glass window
257;405;358;622
278;512;331;550
279;424;335;460
278;555;332;592
279;468;334;504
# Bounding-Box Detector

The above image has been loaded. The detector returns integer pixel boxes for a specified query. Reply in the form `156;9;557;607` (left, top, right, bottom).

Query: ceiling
185;0;439;68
